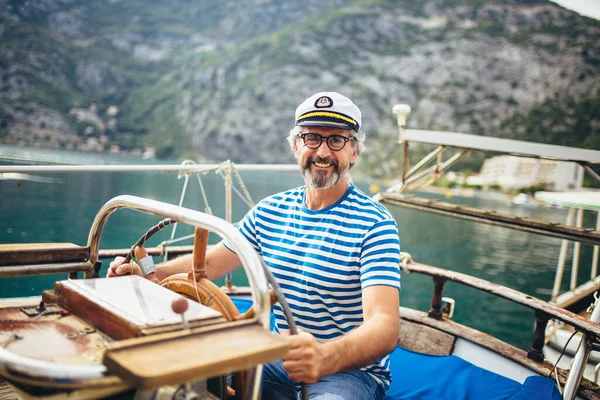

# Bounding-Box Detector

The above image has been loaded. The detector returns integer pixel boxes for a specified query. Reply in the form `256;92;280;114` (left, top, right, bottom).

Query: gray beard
301;156;349;189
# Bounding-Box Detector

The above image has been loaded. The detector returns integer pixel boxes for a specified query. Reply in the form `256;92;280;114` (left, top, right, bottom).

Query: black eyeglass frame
299;133;354;151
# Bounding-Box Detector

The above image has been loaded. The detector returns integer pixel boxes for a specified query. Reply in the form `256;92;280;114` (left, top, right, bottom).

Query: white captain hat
295;92;361;132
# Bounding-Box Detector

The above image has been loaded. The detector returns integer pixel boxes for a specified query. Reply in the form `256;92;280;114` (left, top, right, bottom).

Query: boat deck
0;379;17;400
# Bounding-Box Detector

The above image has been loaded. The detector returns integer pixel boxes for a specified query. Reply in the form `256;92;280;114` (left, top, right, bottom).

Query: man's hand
281;330;328;383
107;256;142;277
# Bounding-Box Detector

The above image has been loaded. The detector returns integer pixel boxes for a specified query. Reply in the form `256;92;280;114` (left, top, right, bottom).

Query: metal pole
583;163;600;184
592;212;599;279
0;164;298;174
392;104;411;192
570;208;584;290
404;146;446;181
0;262;92;278
552;207;575;302
402;135;409;186
436;151;442;177
562;294;600;400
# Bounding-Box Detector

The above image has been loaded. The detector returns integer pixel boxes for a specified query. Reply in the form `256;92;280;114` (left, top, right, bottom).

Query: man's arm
282;285;400;383
107;242;242;281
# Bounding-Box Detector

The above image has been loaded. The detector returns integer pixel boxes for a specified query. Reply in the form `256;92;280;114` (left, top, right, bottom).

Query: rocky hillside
0;0;598;176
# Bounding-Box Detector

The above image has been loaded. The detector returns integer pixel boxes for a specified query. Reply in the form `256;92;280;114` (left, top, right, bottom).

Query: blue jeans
261;359;384;400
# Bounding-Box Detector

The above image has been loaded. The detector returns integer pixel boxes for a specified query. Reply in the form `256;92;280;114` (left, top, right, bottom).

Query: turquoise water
0;148;597;352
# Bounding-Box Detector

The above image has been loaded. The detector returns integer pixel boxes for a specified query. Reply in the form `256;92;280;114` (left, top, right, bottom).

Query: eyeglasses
299;133;353;151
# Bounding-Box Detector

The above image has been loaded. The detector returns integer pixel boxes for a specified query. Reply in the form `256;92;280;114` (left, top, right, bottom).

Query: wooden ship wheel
134;226;276;398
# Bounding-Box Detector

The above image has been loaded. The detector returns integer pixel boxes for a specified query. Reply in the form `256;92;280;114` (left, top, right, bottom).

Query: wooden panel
398;319;455;355
55;276;223;340
104;324;289;389
0;243;89;266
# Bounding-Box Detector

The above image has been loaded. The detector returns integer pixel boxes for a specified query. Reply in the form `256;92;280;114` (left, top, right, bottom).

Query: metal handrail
86;195;270;327
402;257;600;400
563;294;600;398
0;261;92;278
0;163;298;174
0;346;107;380
403;260;600;338
377;193;600;246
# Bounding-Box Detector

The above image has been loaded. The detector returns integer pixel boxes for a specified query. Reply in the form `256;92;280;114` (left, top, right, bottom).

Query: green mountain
1;0;598;176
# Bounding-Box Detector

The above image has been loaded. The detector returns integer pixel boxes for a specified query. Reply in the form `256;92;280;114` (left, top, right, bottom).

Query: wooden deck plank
398;319;455;355
0;243;89;266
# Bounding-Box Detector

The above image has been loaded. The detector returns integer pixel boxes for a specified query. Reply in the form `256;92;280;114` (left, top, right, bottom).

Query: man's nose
316;140;333;157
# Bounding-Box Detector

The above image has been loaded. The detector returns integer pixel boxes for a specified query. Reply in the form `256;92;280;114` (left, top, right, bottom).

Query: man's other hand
281;330;327;384
107;256;142;277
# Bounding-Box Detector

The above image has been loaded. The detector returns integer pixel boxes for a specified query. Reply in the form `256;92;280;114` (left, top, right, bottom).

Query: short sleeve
359;219;401;290
222;206;261;255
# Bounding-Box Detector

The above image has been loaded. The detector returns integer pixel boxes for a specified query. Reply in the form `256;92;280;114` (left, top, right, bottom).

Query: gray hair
287;126;367;156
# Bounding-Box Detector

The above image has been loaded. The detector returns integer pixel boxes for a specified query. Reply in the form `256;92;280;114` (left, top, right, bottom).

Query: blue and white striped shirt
232;185;400;391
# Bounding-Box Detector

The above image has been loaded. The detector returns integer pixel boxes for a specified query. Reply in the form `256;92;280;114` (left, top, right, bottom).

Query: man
108;92;401;400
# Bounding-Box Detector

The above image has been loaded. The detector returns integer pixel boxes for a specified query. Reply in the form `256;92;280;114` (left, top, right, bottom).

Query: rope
400;252;414;274
196;173;213;215
189;254;202;304
215;162;255;209
232;163;255;208
548;329;580;395
168;161;196;251
163;160;219;261
159;233;195;247
150;160;256;287
544;320;565;345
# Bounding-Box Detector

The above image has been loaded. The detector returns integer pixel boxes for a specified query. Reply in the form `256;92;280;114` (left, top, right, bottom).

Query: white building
473;155;584;191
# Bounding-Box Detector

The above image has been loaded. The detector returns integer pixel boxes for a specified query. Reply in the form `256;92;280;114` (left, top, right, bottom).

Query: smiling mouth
313;162;332;168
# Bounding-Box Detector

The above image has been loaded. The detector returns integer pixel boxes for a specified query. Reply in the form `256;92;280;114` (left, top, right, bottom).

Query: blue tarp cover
384;346;562;400
231;297;276;330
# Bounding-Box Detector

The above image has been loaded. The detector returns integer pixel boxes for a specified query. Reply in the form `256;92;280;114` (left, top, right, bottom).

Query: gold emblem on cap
314;96;333;108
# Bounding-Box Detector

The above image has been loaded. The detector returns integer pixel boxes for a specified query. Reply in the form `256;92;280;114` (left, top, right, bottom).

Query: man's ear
350;147;359;164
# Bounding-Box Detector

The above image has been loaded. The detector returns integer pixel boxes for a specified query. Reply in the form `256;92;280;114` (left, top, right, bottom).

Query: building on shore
467;155;584;191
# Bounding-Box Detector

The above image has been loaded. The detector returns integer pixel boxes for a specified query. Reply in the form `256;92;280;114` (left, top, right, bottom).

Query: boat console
0;195;289;400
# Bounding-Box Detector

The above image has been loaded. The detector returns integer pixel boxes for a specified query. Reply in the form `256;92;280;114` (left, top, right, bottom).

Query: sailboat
0;105;599;399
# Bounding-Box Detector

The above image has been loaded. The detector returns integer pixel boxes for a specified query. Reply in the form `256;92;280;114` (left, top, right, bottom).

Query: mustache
303;156;339;170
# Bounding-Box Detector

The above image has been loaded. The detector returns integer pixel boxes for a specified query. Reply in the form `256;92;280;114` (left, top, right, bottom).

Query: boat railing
530;193;600;306
376;191;600;322
0;160;298;289
0;194;285;396
400;255;600;399
383;104;600;326
387;105;600;195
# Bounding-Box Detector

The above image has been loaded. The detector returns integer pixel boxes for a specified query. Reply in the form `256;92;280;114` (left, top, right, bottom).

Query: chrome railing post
562;294;600;400
592;212;600;279
392;104;411;192
570;208;584;290
551;207;575;302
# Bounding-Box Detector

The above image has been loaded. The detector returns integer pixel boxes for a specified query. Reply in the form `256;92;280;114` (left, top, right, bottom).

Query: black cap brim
296;120;356;131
